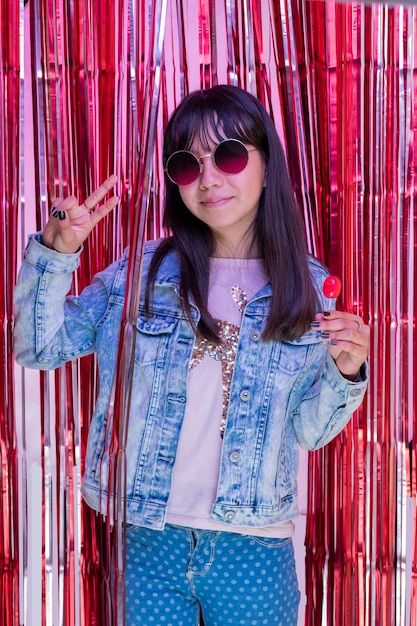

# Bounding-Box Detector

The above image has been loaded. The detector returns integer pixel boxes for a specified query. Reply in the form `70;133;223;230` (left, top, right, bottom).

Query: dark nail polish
311;321;320;328
58;211;66;220
323;311;331;317
330;340;338;346
52;210;59;218
321;332;330;339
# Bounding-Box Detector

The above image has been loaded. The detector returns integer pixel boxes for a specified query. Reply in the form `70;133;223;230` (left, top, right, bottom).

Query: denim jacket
13;234;368;530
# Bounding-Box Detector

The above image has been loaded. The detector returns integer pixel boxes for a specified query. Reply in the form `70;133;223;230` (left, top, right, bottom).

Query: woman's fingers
44;175;119;252
50;197;64;210
312;310;370;378
83;175;119;212
314;311;370;348
89;195;120;225
314;311;368;337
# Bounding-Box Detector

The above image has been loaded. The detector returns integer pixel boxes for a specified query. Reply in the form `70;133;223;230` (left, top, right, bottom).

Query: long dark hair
145;84;320;342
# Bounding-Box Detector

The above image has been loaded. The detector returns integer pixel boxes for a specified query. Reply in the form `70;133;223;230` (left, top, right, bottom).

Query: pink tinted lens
166;140;250;185
166;151;200;185
214;139;249;174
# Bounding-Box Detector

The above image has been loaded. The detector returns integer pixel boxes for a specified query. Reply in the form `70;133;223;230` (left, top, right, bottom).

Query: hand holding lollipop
313;274;369;380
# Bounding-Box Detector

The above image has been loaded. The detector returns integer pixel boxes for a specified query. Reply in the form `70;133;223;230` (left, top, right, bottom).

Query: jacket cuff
24;232;82;273
325;353;368;405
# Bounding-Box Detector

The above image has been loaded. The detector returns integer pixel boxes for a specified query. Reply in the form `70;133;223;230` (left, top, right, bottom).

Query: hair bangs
163;91;267;164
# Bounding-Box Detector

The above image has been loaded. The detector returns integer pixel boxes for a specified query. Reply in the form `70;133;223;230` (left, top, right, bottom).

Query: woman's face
176;134;267;256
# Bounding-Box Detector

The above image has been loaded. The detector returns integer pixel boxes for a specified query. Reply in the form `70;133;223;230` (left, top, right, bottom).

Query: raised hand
42;175;119;254
312;310;370;380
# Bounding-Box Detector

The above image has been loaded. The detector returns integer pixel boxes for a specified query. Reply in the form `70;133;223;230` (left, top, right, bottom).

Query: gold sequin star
190;320;241;437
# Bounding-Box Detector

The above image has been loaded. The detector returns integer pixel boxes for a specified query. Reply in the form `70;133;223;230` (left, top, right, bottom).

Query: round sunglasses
165;138;257;186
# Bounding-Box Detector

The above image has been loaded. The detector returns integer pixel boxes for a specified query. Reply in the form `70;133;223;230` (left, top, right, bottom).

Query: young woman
14;85;369;625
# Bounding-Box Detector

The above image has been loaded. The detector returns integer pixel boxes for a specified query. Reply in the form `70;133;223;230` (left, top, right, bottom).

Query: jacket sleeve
13;233;125;370
289;256;369;450
292;351;368;450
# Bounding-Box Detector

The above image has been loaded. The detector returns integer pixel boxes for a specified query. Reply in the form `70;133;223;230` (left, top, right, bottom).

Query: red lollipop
323;275;342;299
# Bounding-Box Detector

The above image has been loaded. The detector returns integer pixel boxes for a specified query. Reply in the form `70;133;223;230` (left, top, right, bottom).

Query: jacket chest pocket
134;315;179;365
278;330;322;374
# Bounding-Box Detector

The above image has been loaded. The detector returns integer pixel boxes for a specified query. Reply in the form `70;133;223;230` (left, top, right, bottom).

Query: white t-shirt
166;257;295;538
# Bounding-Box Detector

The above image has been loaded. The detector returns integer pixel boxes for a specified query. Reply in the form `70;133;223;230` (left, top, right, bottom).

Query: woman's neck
212;232;259;259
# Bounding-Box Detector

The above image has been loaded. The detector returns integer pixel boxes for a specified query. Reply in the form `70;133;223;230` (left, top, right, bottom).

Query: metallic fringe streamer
272;3;417;625
10;0;417;624
0;1;20;624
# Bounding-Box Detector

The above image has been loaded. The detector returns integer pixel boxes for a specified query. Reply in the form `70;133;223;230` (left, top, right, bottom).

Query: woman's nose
198;154;222;188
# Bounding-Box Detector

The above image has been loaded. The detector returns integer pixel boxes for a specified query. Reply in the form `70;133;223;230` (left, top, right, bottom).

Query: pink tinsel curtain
0;0;20;622
2;0;416;624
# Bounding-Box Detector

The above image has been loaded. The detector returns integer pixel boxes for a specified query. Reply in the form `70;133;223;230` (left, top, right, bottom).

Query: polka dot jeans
125;523;300;625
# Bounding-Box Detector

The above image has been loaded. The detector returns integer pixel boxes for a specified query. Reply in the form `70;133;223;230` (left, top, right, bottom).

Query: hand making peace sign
42;175;119;254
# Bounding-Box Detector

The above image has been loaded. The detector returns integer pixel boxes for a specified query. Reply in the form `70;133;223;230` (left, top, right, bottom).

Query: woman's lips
201;196;231;207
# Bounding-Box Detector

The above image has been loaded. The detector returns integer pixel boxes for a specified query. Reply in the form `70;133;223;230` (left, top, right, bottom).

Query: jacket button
230;451;240;463
350;388;362;397
225;510;236;521
250;331;261;341
240;390;250;401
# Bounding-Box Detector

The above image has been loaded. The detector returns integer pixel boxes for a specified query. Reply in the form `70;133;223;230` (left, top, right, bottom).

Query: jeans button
225;510;236;521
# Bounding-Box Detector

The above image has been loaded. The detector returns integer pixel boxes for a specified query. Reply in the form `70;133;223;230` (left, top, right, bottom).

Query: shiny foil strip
270;2;417;625
25;0;127;623
0;1;20;624
12;1;417;625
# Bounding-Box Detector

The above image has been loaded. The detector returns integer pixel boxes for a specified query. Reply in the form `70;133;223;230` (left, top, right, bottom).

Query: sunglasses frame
165;138;256;186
